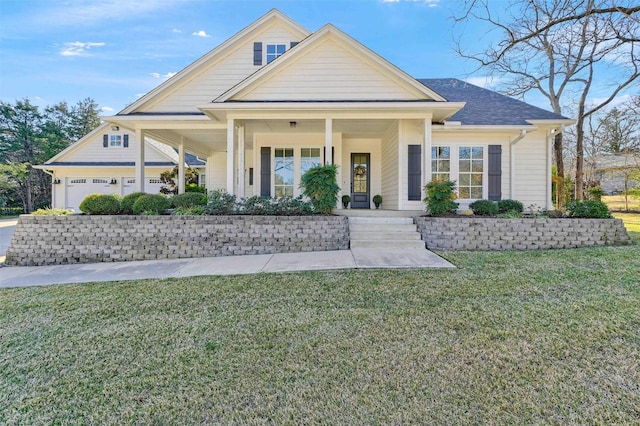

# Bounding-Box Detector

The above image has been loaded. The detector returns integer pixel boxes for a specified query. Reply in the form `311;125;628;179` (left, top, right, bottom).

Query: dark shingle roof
185;152;206;167
419;78;570;126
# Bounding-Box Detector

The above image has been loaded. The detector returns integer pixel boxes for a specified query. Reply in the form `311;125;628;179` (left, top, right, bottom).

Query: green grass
2;244;640;424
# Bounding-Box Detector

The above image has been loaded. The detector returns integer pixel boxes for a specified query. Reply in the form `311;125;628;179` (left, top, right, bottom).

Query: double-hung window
300;148;321;175
458;146;484;199
431;147;451;182
266;44;286;63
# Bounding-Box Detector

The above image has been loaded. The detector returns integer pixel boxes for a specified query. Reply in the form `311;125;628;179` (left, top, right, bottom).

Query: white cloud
59;41;106;56
192;30;210;38
150;72;177;79
172;28;182;33
101;106;115;113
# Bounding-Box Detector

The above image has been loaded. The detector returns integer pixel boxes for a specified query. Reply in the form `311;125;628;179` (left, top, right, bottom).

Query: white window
300;148;321;175
431;147;451;182
110;135;122;147
458;146;484;199
266;44;286;64
274;148;294;197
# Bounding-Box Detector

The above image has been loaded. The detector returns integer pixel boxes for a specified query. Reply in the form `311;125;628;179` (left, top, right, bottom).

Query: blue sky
0;0;628;115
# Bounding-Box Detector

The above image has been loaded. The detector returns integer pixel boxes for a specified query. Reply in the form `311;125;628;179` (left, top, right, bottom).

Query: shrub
271;196;314;216
0;207;24;216
132;194;171;215
240;196;274;215
300;164;340;214
173;206;205;215
469;199;498;216
31;208;72;216
497;210;523;218
185;183;206;193
121;192;146;214
79;193;122;215
565;200;612;218
588;185;605;201
341;195;351;203
205;189;237;215
546;209;565;218
424;180;458;216
172;192;207;209
373;194;383;204
497;199;524;214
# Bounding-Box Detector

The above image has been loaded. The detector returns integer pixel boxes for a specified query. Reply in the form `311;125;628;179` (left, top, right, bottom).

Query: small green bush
185;183;206;193
497;199;524;214
132;194;171;215
173;206;205;215
300;164;339;214
31;208;72;216
469;199;498;216
79;193;122;215
172;192;207;209
0;207;24;216
588;185;604;201
424;180;458;216
497;210;523;218
565;200;612;218
121;192;146;214
271;196;314;215
373;194;383;204
205;189;237;215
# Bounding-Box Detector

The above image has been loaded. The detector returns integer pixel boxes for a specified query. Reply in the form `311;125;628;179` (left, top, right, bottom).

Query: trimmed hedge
132;194;171;215
172;192;207;209
469;199;498;216
121;192;147;214
497;199;524;214
565;200;612;219
79;194;122;215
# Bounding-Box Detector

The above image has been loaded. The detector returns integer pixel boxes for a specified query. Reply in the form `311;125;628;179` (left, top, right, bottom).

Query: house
592;153;640;194
43;9;573;211
36;122;206;211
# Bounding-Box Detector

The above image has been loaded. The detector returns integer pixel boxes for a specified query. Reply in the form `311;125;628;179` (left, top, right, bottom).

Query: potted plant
341;194;351;209
373;194;382;209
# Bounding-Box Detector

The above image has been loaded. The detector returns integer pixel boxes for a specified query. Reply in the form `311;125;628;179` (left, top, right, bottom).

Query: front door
351;153;370;209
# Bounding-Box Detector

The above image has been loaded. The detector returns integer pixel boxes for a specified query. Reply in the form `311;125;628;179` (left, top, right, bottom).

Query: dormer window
110;135;122;147
266;44;286;63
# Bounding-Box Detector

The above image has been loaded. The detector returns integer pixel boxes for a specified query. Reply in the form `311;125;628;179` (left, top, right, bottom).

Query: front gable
125;10;310;114
218;25;445;103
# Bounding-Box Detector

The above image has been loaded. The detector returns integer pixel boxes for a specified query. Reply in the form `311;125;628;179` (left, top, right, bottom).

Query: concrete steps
348;216;425;249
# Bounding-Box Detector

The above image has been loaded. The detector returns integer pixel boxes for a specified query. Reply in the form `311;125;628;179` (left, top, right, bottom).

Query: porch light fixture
289;121;297;128
111;125;120;131
109;178;118;185
53;178;61;184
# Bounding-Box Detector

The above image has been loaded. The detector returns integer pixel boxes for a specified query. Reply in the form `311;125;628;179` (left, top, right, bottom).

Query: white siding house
40;9;572;211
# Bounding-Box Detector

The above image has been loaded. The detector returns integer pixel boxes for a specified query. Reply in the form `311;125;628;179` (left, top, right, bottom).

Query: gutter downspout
510;130;527;200
41;168;56;208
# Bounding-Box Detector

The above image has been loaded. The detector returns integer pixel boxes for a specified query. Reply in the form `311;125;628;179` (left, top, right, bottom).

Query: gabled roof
420;78;572;126
119;9;311;115
215;23;446;103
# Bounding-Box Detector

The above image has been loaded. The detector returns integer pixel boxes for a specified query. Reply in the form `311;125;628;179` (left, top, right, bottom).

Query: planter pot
374;202;381;209
343;202;349;209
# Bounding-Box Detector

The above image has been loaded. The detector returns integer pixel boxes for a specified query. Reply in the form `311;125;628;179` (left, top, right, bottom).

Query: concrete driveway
0;218;18;262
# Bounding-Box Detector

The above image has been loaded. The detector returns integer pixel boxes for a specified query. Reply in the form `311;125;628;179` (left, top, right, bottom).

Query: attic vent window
110;135;122;147
266;44;286;63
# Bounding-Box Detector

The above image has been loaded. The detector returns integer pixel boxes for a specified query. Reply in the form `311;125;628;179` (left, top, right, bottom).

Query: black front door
351;153;370;209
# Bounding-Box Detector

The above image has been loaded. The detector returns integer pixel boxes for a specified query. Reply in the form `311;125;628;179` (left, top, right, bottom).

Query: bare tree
455;0;640;203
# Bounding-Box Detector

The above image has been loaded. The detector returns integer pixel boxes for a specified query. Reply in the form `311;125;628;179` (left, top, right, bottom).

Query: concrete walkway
0;248;455;288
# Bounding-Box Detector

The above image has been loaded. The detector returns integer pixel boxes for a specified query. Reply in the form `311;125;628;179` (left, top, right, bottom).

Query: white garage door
122;177;166;195
65;178;113;211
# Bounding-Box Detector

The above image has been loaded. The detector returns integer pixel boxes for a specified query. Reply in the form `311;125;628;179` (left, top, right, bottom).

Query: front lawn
2;243;639;424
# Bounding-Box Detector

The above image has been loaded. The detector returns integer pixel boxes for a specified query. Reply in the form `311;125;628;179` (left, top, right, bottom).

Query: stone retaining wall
415;217;631;250
5;215;350;266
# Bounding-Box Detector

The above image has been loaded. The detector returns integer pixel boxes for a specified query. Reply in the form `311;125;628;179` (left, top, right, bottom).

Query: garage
65;177;113;211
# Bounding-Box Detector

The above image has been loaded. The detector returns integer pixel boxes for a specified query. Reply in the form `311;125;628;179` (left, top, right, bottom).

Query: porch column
325;118;333;165
237;124;245;198
423;117;432;185
135;129;145;193
226;118;235;194
178;137;185;194
547;129;554;210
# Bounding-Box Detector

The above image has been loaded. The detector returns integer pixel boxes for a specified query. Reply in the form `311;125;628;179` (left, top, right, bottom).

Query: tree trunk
575;120;585;200
554;133;565;208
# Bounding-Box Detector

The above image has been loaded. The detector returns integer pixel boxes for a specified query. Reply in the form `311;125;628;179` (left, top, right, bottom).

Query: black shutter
123;134;129;148
103;134;108;148
260;147;270;196
408;145;422;201
323;146;335;165
290;41;298;48
253;42;262;65
488;145;502;201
